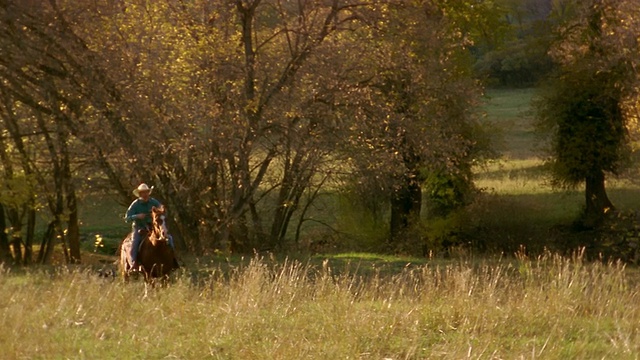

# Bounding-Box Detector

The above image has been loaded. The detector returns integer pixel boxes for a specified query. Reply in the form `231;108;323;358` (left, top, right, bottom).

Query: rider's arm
124;200;140;223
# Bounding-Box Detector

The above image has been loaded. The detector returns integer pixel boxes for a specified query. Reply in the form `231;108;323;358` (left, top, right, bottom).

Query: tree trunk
10;234;22;265
55;109;81;264
249;201;266;249
38;177;65;265
24;207;35;265
6;208;23;264
0;203;12;264
269;187;291;250
584;169;614;227
0;121;18;264
37;221;57;264
268;176;311;250
269;205;291;250
66;193;81;263
230;214;250;253
389;174;422;242
60;221;70;264
63;152;81;263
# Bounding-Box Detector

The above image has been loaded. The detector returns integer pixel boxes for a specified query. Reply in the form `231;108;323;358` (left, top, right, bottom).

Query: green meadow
5;88;640;359
474;88;640;254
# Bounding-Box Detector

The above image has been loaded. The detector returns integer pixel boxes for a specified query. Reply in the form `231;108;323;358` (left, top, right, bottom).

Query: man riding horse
124;183;177;270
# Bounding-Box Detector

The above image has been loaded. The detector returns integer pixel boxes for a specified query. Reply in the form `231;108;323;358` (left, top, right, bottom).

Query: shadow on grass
175;251;433;284
313;252;431;276
469;186;640;255
479;163;547;180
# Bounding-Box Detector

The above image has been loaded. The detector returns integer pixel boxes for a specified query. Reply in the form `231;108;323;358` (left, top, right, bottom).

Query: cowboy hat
133;183;154;197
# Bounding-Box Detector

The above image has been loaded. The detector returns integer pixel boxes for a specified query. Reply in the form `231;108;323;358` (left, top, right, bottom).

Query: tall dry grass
1;252;639;359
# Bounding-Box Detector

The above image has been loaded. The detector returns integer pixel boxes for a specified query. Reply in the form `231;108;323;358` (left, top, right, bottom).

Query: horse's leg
120;262;127;282
141;269;149;286
148;273;158;289
122;258;135;283
120;242;130;282
143;262;156;286
143;282;150;299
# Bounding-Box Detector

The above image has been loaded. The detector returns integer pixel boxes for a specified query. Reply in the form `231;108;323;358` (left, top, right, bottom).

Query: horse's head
151;205;169;241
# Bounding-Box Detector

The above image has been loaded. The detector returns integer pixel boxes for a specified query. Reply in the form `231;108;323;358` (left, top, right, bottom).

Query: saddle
132;228;150;253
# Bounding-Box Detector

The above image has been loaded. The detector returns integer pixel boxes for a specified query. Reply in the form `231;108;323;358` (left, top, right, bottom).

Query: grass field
3;252;640;359
7;88;640;359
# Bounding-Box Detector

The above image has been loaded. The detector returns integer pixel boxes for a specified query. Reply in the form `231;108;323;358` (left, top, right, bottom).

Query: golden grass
2;253;639;359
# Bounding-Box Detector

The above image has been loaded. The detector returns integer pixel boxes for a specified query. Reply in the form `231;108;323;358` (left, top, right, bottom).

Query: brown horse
120;205;178;283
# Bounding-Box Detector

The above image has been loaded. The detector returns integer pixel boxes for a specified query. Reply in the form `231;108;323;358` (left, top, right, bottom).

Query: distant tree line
472;0;569;87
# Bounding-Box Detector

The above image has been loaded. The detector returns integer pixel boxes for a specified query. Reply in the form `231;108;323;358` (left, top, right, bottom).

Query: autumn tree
0;0;88;264
535;0;640;227
337;1;487;251
0;0;494;258
0;0;377;253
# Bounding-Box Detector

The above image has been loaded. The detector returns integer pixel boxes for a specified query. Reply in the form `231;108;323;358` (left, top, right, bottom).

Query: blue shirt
124;197;162;228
